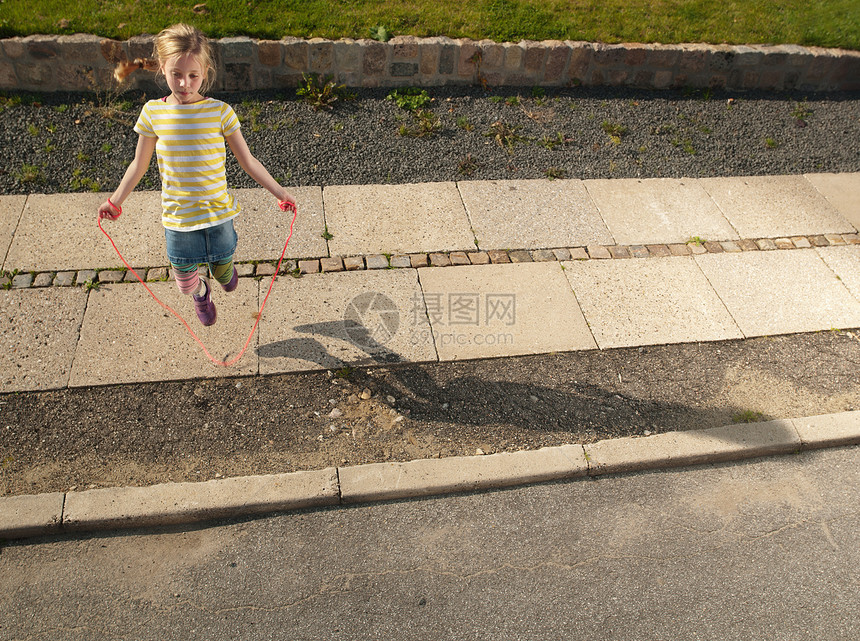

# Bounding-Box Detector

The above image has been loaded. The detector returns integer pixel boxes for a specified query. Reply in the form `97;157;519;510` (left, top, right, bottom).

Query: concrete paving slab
62;468;339;531
584;419;801;475
457;179;613;250
257;269;437;375
804;172;860;231
3;191;166;273
232;187;326;262
0;195;26;268
324;182;475;255
0;288;89;392
792;411;860;450
584;177;738;245
561;256;743;349
339;445;588;503
700;174;855;238
68;280;259;387
816;245;860;301
416;262;596;361
695;250;860;337
0;492;64;539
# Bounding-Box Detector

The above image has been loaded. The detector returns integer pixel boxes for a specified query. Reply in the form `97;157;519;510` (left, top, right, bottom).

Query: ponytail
114;57;159;84
112;25;215;92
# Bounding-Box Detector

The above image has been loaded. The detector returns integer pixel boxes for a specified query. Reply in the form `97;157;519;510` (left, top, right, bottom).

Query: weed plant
368;24;392;42
386;87;432;111
601;120;628;144
486;121;527;153
733;410;764;423
16;163;42;184
456;116;474;131
297;73;354;111
398;109;441;138
458;154;480;176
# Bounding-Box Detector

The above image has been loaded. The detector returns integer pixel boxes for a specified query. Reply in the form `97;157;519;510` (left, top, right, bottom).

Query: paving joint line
3;233;858;290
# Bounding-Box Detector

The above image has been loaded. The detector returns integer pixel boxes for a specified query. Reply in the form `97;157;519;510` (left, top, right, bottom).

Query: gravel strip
0;86;858;195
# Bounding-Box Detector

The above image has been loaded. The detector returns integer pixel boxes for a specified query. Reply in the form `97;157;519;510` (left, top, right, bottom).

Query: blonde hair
114;23;216;93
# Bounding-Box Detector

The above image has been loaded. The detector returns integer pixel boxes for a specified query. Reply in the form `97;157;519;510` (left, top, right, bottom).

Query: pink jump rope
98;198;298;367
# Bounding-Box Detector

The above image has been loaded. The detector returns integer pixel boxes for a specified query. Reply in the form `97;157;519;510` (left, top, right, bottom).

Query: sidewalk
1;172;859;392
3;171;860;539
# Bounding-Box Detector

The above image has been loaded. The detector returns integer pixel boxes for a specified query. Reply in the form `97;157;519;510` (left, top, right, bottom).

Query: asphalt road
2;445;858;640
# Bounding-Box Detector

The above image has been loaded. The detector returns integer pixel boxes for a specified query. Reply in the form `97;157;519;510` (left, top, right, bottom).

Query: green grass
15;163;42;184
334;366;354;380
733;410;764;424
601;120;628;145
0;1;857;50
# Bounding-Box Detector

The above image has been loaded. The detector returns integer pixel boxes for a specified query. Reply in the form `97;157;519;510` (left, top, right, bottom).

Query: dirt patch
1;330;859;496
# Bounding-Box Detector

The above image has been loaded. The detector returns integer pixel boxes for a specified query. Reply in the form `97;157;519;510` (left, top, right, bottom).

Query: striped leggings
172;258;234;295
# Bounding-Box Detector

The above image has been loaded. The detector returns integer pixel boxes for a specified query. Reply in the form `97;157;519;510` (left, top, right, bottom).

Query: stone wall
1;33;858;93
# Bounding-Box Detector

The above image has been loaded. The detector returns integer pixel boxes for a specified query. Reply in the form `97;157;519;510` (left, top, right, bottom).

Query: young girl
98;23;296;326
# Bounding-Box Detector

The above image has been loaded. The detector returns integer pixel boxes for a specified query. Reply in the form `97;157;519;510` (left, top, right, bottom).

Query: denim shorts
164;219;238;265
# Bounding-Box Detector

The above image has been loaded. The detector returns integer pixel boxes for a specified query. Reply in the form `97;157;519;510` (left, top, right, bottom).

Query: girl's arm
97;134;157;220
226;129;296;207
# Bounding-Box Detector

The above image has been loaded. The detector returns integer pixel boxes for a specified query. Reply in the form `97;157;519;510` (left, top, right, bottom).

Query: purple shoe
221;266;238;292
193;278;217;326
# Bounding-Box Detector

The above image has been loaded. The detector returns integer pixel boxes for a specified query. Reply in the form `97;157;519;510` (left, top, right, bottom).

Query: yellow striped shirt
135;98;241;231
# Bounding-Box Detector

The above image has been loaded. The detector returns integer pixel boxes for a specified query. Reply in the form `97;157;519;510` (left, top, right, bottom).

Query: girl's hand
277;188;297;213
97;199;122;221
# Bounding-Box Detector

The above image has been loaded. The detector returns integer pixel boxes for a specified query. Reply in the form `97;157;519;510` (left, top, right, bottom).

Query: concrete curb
2;410;858;540
339;445;588;503
61;467;340;532
583;419;802;475
0;492;64;540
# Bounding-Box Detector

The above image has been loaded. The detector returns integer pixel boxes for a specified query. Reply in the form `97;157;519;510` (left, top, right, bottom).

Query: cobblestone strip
4;233;858;290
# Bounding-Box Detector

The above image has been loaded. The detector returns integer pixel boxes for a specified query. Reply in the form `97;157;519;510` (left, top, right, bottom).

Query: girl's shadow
256;319;403;369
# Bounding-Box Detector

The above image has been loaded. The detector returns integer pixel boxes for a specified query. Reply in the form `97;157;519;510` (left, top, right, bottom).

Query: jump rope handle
101;198;122;221
278;200;297;213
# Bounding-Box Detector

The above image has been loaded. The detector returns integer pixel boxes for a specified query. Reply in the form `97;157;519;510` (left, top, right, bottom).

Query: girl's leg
172;263;217;326
210;257;238;292
172;263;203;295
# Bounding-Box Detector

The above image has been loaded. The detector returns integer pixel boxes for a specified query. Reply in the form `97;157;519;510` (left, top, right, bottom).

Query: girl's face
162;53;205;104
